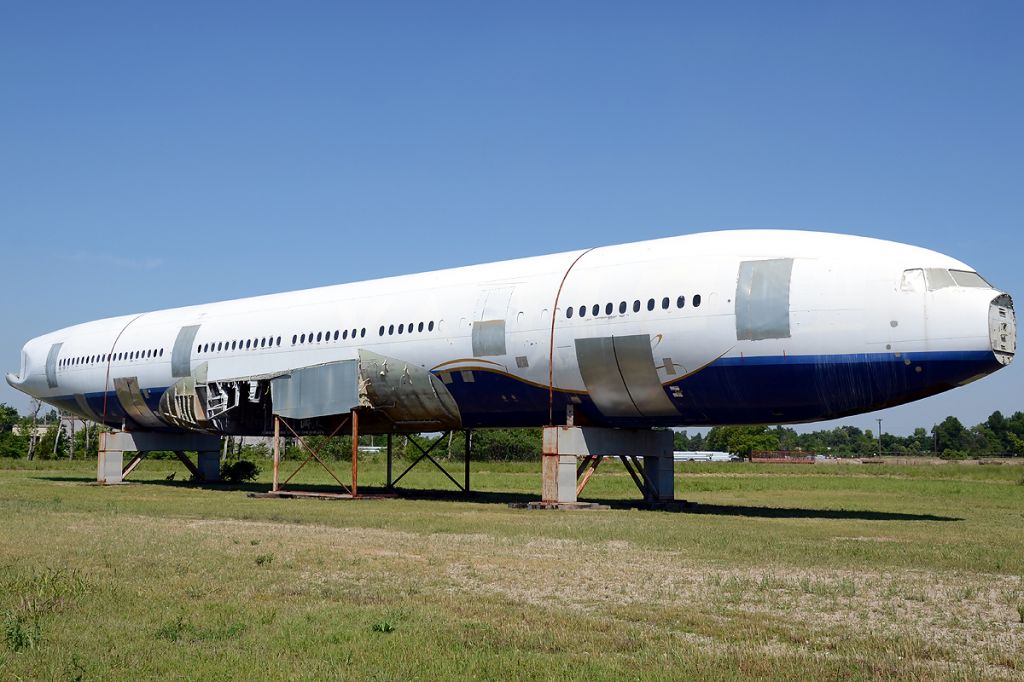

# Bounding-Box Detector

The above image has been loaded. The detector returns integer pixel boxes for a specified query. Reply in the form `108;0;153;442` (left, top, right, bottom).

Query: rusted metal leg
351;410;359;497
575;455;602;497
174;451;203;480
386;433;393;490
121;451;148;479
272;416;280;492
464;430;471;494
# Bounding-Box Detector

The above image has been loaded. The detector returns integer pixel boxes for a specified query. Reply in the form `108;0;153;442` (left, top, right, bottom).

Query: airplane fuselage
6;230;1016;435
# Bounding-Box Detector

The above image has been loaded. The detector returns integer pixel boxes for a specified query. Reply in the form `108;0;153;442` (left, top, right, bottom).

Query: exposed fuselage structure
6;230;1016;437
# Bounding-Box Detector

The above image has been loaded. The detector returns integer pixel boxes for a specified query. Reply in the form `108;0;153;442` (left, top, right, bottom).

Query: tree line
2;402;1021;461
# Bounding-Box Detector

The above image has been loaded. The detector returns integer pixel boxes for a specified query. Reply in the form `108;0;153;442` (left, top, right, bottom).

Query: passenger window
360;328;366;338
618;301;626;314
566;307;574;319
418;322;424;332
633;300;640;312
605;303;613;315
693;294;702;307
388;325;395;335
661;297;669;309
316;332;322;342
379;326;385;336
647;298;655;311
428;321;435;332
677;296;685;309
399;324;405;334
578;305;586;317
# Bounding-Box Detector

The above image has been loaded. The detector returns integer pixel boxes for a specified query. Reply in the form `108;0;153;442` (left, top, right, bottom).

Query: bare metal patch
270;360;360;420
575;335;679;418
171;325;201;378
472;320;506;357
45;342;62;389
735;258;793;341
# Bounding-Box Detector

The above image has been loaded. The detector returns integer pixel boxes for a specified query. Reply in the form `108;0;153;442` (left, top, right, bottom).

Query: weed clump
221;460;260;484
255;553;274;567
372;621;395;633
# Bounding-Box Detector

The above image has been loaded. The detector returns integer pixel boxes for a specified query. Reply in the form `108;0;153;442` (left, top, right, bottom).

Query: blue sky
1;1;1021;434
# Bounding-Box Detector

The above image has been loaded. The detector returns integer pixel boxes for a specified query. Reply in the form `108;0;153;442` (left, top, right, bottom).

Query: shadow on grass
34;475;961;521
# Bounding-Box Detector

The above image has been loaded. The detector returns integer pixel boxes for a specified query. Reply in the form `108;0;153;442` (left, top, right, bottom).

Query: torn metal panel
45;342;62;389
113;376;166;428
158;375;209;430
171;325;201;378
358;349;462;430
735;258;793;341
472;320;506;357
270;360;360;420
575;337;641;418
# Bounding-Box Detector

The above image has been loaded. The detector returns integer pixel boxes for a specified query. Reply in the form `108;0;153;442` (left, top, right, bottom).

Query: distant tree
933;416;968;453
707;425;780;457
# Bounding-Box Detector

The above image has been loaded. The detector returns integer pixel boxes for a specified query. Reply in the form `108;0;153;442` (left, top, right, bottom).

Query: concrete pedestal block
542;454;579;503
97;449;125;485
540;426;675;503
197;451;221;482
643;454;675;501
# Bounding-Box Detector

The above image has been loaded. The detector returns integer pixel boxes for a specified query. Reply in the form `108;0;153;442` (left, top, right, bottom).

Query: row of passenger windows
198;336;283;354
565;294;702;319
60;348;164;368
378;320;436;337
292;328;367;345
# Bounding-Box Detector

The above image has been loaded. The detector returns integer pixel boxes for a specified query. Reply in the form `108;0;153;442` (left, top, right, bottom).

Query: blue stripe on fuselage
46;350;1000;431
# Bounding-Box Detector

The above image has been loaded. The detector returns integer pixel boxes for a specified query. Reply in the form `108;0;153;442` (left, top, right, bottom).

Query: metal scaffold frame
268;411;361;499
386;430;472;494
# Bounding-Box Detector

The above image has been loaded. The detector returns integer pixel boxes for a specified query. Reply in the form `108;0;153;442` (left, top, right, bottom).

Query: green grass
0;456;1021;680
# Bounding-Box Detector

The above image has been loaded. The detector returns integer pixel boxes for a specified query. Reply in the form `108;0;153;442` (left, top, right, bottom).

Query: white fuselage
6;230;1015;433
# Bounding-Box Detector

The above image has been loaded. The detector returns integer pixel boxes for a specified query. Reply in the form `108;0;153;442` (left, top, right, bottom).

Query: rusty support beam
464;429;471;494
351;410;359;497
272;416;280;492
575;455;602;497
390;432;464;491
386;433;393;490
121;451;148;479
174;451;203;480
278;416;352;494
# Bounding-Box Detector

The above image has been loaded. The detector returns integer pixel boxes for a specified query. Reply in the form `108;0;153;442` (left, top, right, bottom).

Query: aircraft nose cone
989;294;1015;366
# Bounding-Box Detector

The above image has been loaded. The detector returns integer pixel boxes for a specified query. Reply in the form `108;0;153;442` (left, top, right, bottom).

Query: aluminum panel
171;325;201;378
113;376;165;428
611;335;679;416
575;337;641;418
270;360;360;419
45;342;62;389
735;258;793;341
472;320;506;357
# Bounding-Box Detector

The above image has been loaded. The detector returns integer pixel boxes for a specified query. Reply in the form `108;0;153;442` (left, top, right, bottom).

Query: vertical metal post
464;429;471;494
386;433;393;490
272;416;280;492
351;410;359;497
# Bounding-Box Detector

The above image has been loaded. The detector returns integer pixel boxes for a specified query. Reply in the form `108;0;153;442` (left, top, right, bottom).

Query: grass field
0;456;1022;680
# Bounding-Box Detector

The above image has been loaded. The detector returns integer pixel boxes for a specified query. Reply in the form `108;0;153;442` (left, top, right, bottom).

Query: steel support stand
390;431;465;491
386;433;393;491
272;416;281;492
351;410;359;497
464;429;471;494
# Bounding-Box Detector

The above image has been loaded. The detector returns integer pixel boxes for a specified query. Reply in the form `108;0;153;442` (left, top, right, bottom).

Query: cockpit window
903;267;992;291
924;268;956;290
949;270;990;288
900;268;925;292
